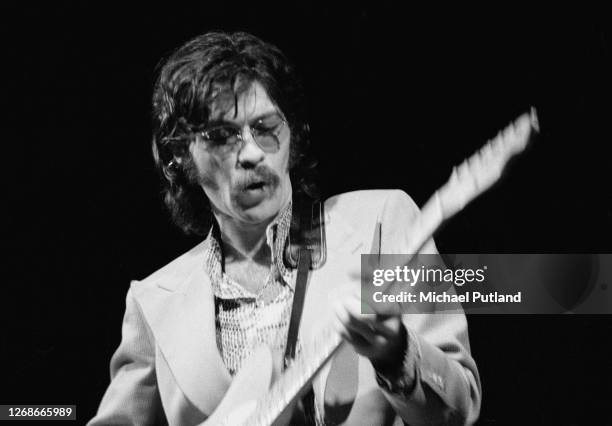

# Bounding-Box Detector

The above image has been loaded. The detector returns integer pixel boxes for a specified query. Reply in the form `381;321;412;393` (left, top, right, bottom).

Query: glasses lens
252;114;285;151
203;126;239;146
255;134;280;151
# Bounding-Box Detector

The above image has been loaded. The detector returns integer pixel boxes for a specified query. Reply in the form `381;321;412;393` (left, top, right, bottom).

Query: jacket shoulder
132;239;209;295
324;189;420;227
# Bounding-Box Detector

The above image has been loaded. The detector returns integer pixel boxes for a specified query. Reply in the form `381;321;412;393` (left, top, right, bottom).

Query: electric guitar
202;109;539;426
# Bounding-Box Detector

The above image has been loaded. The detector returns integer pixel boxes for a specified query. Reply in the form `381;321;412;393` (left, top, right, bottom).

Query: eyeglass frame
194;113;288;154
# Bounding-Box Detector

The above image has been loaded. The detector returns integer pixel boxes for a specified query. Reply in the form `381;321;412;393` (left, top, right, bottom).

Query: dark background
3;4;612;425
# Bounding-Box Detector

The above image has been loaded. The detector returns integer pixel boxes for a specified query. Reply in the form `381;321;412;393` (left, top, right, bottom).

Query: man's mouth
244;181;266;191
235;179;272;208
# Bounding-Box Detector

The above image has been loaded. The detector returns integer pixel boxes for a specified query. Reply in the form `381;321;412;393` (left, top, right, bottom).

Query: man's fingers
372;298;403;316
332;307;372;350
348;291;403;337
334;297;375;343
335;294;400;342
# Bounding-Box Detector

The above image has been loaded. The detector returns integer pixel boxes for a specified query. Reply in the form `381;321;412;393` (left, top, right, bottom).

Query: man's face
188;81;292;225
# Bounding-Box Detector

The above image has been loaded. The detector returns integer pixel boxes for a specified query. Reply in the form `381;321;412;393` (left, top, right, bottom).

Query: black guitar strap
284;247;312;363
283;198;326;363
283;199;325;425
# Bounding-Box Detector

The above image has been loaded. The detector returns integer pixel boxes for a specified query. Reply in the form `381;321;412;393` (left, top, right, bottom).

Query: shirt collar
203;200;295;298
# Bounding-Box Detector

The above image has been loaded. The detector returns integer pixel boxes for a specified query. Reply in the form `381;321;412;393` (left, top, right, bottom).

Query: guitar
202;109;539;426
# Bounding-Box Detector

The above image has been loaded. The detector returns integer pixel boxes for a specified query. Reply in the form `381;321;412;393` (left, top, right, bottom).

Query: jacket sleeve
375;190;482;425
88;285;167;426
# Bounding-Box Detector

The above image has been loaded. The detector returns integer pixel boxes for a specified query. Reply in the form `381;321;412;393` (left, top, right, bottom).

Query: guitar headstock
436;108;539;220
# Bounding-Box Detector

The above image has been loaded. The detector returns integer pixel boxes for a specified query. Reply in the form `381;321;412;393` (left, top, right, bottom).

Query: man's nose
237;128;265;167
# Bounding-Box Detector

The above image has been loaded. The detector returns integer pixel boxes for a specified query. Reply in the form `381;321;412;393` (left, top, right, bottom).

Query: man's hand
333;290;407;374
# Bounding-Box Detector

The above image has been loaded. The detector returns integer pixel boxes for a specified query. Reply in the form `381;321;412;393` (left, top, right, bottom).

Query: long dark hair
152;31;317;235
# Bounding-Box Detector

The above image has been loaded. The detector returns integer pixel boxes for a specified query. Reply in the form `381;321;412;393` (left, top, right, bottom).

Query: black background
3;4;612;425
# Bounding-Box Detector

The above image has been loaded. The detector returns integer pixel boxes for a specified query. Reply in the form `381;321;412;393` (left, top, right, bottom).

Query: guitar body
202;344;313;426
202;346;280;426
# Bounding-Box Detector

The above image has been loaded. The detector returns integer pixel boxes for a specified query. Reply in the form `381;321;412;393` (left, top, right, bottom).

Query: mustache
233;165;281;191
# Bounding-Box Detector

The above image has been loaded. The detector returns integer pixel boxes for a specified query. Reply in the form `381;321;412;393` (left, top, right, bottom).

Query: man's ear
163;156;184;182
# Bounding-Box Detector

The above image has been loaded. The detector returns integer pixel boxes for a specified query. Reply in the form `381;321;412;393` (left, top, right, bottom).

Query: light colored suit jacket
89;190;481;426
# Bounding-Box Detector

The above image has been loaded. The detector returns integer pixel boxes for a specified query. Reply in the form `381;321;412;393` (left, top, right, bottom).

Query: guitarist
89;32;481;425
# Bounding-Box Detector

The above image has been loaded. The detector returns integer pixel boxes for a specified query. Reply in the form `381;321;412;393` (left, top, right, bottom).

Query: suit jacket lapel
299;207;364;414
135;259;231;416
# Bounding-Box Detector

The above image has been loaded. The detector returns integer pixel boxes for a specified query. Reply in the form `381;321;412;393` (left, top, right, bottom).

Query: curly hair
151;31;317;235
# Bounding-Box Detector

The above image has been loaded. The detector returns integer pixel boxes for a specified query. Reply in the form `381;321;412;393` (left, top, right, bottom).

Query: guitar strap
284;247;311;363
283;198;325;425
284;197;326;362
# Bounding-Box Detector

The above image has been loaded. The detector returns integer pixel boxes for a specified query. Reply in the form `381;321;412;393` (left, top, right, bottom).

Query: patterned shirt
203;201;296;376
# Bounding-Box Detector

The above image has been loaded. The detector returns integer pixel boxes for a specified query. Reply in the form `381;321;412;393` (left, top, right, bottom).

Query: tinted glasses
198;112;287;154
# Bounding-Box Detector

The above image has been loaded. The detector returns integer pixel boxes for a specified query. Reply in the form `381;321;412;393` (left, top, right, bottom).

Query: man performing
89;31;482;425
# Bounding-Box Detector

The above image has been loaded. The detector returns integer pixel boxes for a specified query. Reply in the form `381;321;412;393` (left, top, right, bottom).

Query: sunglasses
197;113;287;153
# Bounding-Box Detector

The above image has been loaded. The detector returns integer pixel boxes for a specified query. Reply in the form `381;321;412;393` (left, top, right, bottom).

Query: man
89;31;481;425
